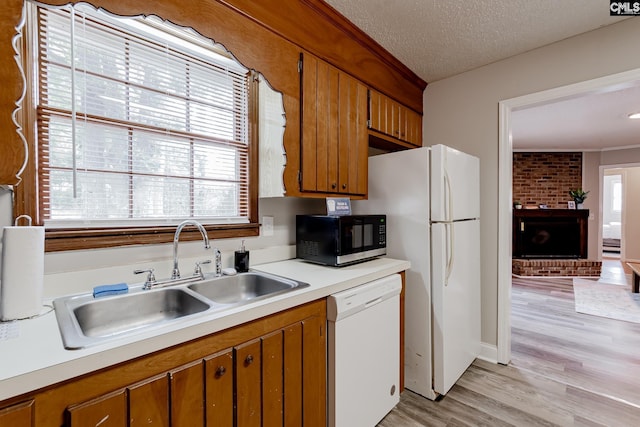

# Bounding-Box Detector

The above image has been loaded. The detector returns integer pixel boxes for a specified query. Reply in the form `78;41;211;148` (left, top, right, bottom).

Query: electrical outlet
262;216;274;236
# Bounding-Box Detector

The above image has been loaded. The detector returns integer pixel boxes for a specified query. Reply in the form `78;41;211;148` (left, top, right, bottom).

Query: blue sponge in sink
93;283;129;298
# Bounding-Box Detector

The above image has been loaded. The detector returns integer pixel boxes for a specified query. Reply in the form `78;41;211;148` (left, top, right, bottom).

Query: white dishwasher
327;274;402;427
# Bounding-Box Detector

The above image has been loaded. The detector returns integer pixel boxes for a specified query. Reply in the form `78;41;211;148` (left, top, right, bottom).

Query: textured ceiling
511;83;640;151
324;0;637;151
323;0;630;82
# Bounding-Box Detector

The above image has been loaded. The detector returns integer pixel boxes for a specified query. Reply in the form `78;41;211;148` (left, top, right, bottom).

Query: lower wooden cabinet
235;339;262;427
0;400;34;427
170;362;203;426
129;374;170;426
1;300;326;427
66;390;127;427
205;350;234;425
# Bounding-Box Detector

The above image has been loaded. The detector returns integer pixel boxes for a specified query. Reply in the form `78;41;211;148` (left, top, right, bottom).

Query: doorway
602;170;622;259
600;164;640;263
497;68;640;364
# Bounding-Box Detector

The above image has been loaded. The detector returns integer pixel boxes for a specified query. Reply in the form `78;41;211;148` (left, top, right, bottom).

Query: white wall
601;146;640;165
622;168;640;262
0;194;324;298
584;150;640;259
423;18;640;346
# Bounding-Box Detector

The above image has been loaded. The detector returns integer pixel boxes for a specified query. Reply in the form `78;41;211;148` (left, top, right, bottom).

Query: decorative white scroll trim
11;7;28;186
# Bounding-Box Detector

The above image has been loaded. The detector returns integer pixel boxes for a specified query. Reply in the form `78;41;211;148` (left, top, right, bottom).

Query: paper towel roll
1;225;45;320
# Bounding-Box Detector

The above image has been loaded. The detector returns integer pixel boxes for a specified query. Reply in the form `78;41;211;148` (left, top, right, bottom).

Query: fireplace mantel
513;209;589;258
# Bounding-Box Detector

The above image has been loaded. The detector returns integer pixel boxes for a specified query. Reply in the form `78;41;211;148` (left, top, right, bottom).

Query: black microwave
296;215;386;267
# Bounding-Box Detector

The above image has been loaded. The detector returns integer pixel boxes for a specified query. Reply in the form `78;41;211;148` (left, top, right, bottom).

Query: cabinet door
262;331;284;425
170;361;204;427
66;391;126;427
235;339;262;427
300;52;367;196
283;323;303;426
369;88;422;147
204;349;234;426
301;53;339;193
128;374;169;426
0;400;34;427
338;73;368;195
369;89;393;136
302;315;327;426
404;107;423;146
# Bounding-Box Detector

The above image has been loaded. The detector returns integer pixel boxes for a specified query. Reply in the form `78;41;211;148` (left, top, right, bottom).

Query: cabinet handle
215;366;227;378
331;183;337;189
244;355;254;366
342;184;347;190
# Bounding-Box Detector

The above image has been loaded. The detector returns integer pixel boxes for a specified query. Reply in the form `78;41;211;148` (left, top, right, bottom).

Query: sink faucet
172;220;210;279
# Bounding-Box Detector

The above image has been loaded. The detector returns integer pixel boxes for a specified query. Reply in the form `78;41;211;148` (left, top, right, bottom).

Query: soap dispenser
234;240;249;273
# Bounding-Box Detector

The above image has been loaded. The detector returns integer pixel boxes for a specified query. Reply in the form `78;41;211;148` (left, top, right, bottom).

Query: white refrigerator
353;144;481;399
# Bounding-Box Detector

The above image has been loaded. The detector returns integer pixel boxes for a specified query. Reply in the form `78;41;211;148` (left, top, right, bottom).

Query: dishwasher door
327;274;402;427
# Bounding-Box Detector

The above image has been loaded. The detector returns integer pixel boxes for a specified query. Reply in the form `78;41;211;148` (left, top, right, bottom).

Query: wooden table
627;262;640;293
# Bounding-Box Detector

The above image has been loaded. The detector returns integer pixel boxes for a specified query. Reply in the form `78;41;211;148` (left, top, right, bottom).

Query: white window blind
35;2;251;227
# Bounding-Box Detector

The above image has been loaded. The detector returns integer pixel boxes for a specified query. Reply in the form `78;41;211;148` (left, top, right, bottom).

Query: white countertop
0;257;409;402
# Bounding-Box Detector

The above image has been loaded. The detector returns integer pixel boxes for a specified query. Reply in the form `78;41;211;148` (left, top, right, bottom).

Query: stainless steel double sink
53;272;309;349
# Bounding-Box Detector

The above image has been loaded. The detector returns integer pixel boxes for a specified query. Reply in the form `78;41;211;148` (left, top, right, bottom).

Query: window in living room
602;173;622;255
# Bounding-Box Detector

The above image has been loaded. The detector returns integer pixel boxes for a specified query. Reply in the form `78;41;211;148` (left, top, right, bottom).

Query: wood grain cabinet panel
404;107;423;146
301;52;368;197
170;361;204;426
128;374;170;426
261;331;284;425
0;400;34;427
369;88;422;148
283;323;303;426
301;315;327;425
204;350;234;426
235;339;262;427
66;390;126;427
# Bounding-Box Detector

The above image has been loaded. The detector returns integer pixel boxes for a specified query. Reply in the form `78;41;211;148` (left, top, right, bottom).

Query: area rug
573;279;640;324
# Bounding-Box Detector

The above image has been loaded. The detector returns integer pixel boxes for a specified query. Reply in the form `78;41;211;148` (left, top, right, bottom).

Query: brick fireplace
512;152;601;277
512;259;601;277
513;152;581;208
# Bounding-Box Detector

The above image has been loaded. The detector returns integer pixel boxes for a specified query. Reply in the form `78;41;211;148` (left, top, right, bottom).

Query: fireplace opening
513;209;588;259
519;219;580;258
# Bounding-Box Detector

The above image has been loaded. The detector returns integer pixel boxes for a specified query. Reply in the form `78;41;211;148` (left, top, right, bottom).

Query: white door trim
497;68;640;365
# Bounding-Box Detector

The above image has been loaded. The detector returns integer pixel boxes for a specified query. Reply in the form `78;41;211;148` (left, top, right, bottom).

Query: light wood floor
379;268;640;426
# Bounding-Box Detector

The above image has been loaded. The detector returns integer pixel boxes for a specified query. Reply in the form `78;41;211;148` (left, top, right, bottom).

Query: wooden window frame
14;1;259;252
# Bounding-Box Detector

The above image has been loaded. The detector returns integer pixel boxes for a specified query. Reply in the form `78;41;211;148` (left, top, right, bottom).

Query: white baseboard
477;342;499;364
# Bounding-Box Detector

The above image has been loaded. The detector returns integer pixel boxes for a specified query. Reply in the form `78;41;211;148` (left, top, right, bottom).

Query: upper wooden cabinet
369;89;423;148
299;53;368;197
0;0;425;186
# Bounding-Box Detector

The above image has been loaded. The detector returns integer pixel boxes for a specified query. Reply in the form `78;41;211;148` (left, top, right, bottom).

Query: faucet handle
134;268;156;289
194;260;212;279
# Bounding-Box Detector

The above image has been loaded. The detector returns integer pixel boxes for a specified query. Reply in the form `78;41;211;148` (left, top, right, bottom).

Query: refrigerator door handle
444;169;452;222
445;223;454;286
443;170;454;286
